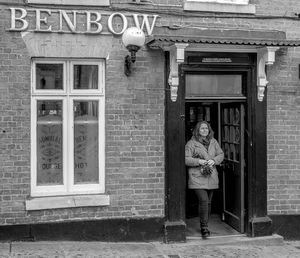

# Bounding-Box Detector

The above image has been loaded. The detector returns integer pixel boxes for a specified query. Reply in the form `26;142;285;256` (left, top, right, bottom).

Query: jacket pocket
209;170;219;185
191;170;202;179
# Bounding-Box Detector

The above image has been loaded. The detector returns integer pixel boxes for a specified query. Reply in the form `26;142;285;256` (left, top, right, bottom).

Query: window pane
36;64;63;90
37;100;63;185
74;101;99;184
74;65;98;89
186;74;242;97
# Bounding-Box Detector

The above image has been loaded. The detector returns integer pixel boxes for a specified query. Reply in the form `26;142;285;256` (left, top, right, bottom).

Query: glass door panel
221;103;245;233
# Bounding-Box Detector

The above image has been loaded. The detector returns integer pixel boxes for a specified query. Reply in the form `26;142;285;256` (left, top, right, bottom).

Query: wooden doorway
185;100;246;236
164;52;271;242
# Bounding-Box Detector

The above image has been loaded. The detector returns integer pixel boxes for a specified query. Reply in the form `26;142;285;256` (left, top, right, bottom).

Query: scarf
198;137;210;150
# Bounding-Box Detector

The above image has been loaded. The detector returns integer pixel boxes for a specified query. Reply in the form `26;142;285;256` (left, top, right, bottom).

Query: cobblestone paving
155;242;300;258
1;241;300;258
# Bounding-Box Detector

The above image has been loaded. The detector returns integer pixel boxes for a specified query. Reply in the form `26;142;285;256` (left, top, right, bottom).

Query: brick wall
0;5;165;225
267;47;300;215
1;0;300;224
0;6;31;224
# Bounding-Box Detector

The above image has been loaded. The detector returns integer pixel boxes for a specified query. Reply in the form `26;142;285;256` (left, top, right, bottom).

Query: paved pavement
1;235;300;257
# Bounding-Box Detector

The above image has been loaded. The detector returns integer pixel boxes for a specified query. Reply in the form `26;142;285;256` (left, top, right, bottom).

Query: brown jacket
185;136;224;189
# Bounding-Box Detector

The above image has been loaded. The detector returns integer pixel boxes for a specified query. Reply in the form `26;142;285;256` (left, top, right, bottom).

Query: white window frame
27;0;110;6
31;96;68;196
69;96;105;194
31;59;105;197
70;60;104;95
32;60;67;95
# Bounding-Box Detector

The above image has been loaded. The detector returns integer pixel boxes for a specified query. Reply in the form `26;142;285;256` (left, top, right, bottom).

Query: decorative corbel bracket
257;47;280;101
168;43;189;102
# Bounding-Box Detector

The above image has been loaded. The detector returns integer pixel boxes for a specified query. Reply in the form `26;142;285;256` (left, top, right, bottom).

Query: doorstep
185;234;284;246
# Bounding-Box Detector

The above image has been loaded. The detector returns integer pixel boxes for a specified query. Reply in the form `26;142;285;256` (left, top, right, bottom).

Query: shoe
200;227;210;237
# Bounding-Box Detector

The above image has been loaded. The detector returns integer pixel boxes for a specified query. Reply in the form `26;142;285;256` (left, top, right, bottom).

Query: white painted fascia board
27;0;110;6
184;1;256;14
186;0;249;5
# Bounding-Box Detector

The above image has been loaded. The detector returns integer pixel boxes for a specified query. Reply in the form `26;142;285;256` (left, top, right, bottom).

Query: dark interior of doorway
185;101;239;237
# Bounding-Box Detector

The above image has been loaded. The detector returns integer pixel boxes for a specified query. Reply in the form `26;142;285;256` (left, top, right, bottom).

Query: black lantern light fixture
122;27;145;76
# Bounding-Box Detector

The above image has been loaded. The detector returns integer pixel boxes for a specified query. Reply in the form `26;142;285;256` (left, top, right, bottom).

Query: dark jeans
194;189;214;229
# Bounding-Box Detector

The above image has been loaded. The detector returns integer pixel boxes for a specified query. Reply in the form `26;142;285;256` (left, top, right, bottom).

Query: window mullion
69;97;75;191
63;97;69;192
31;97;38;194
66;61;73;192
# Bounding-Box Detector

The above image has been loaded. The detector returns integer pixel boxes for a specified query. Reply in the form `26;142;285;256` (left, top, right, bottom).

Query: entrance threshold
186;234;284;246
186;214;239;238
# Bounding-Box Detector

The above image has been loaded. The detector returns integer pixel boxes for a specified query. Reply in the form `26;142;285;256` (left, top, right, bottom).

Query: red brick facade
0;0;300;236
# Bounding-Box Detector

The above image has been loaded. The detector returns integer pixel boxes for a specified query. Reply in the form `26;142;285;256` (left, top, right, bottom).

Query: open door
220;103;245;233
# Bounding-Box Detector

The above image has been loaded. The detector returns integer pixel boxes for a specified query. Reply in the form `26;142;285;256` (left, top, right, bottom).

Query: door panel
221;103;245;233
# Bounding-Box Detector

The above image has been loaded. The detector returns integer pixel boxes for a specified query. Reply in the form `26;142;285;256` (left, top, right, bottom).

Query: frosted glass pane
36;100;63;185
74;101;99;184
186;74;242;97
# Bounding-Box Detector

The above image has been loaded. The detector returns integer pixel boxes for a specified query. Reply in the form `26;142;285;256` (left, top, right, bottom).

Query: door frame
164;52;272;242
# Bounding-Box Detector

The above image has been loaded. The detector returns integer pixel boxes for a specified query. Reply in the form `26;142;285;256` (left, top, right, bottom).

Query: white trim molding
257;47;280;102
26;194;110;211
184;0;256;14
31;59;106;197
186;0;249;4
166;43;281;102
27;0;110;6
168;43;189;102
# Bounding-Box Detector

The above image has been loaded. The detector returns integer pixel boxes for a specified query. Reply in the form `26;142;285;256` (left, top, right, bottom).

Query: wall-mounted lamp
122;27;145;76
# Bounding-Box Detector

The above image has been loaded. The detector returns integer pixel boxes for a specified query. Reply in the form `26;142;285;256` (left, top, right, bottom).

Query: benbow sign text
9;8;158;36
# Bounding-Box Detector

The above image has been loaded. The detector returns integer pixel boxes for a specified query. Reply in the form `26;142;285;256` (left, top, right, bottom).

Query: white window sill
26;194;110;211
184;1;256;14
27;0;110;6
